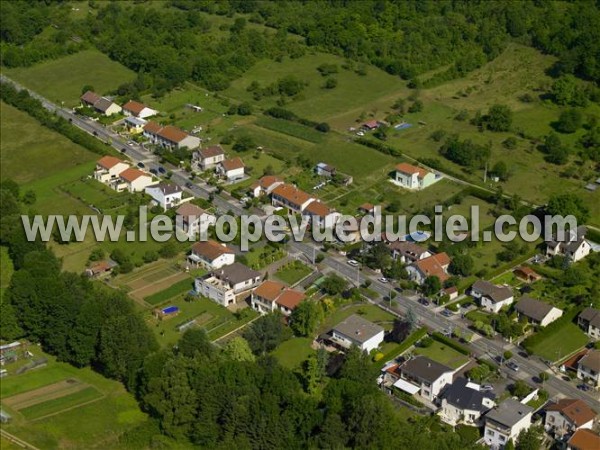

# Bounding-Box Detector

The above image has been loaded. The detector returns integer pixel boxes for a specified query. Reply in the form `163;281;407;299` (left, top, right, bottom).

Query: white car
378;277;389;283
347;260;359;267
356;131;365;136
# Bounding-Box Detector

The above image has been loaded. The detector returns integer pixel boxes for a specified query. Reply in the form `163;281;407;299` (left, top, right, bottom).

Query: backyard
413;340;470;369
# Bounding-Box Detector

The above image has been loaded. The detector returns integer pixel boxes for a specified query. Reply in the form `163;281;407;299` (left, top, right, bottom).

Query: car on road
577;384;591;391
506;361;520;372
137;162;145;168
480;385;494;391
378;277;389;283
149;168;158;175
441;309;453;317
185;182;194;189
127;141;135;146
418;298;430;306
121;148;127;153
347;260;359;267
158;166;166;174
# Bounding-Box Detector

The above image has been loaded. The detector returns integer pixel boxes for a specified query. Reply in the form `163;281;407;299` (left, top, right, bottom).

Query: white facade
539;307;564;327
177;134;201;150
218;165;244;181
190;251;234;270
102;103;122;116
178;213;216;238
330;328;384;353
545;411;594;435
118;173;154;193
94;162;129;183
144;185;183;211
480;296;514;314
440;399;495;426
484;408;533;448
195;276;236;307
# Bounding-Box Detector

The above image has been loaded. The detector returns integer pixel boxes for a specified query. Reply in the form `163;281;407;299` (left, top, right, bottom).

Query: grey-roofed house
515;296;563;327
92;96;122;116
396;356;456;401
329;314;384;353
388;241;432;264
194;262;261;307
484;398;534;448
577;350;600;388
546;225;591;262
439;378;496;426
145;183;182;211
578;307;600;340
470;280;514;313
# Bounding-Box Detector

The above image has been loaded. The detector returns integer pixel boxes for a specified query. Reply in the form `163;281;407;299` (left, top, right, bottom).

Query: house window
487;429;494;436
499;435;505;443
549;416;554;423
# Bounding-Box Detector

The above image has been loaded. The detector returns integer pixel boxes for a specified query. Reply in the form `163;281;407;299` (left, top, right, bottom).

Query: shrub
431;332;470;355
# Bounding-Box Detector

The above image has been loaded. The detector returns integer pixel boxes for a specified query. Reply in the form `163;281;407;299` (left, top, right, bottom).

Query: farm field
0;102;98;185
0;351;147;450
414;341;470;370
4;49;136;107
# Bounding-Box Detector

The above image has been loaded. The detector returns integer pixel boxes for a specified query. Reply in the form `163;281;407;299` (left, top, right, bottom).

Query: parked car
378;277;389;284
149;168;158;175
121;148;127;153
158;166;166;174
127;141;134;146
480;384;494;391
185;182;193;189
347;260;359;267
137;162;145;168
418;298;430;306
577;384;591;392
506;361;520;372
441;309;453;317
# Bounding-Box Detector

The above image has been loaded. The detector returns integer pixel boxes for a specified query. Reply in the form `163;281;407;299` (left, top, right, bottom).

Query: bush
431;332;470;355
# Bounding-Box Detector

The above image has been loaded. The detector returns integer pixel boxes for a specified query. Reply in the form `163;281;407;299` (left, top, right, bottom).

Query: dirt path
4;379;88;410
1;429;41;450
128;272;190;304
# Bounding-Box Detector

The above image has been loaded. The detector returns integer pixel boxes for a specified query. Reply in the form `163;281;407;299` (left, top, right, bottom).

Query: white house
302;200;341;229
144;183;183;211
470;280;514;313
577;350;600;387
250;175;284;198
194;263;261;307
514;296;563;327
329;314;384;353
388;241;432;264
271;183;314;214
439;378;496;426
393;163;437;190
176;203;216;238
217;157;245;181
93;156;130;184
484;399;534;449
395;356;455;402
124;116;147;134
251;280;305;316
546;226;591;262
315;162;336;178
192;146;225;171
116;168;154;193
545;399;596;438
188;240;235;270
407;252;451;285
122;100;158;119
143;122;200;150
578;308;600;340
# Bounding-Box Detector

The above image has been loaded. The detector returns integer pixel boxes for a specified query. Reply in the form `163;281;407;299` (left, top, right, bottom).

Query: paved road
3;75;598;406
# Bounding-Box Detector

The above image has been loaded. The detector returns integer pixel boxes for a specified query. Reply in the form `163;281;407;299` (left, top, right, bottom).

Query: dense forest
1;1;599;96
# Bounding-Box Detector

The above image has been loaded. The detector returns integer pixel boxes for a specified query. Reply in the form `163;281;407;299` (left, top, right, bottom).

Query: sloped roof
395;162;431;179
81;90;100;104
143;121;162;134
176;203;206;220
147;182;181;195
400;356;453;383
119;168;148;182
546;399;596;426
214;262;260;285
275;289;305;310
579;307;600;329
191;240;233;261
272;184;313;208
485;398;533;428
305;200;332;218
441;378;495;412
578;350;600;373
514;296;557;322
93;97;116;112
568;429;600;450
258;175;283;189
332;314;384;344
253;280;286;302
414;253;451;281
471;280;513;303
158;125;188;143
221;157;245;171
198;145;225;158
97;156;125;170
122;100;147;116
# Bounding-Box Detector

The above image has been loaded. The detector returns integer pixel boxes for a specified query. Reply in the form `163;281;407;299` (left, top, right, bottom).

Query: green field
19;387;104;421
414;340;470;369
254;117;326;143
528;321;589;362
320;304;396;334
0;102;98;185
271;337;315;369
144;278;195;305
60;178;132;212
0;246;14;302
5;49;136;107
0;352;147;450
275;261;313;285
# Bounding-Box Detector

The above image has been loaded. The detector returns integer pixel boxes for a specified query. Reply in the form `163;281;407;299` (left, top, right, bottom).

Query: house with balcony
271;183;314;214
116;168;153;192
544;399;596;438
546;226;591;262
439;378;496;426
328;314;384;353
93;156;130;184
124;116;147;134
194;263;261;307
192;145;225;171
577;350;600;387
578;308;600;340
250;280;305;316
470;280;514;313
144;183;183;211
484;399;533;449
188;240;235;270
393;163;437;190
392;356;455;402
176;203;215;238
388;241;432;264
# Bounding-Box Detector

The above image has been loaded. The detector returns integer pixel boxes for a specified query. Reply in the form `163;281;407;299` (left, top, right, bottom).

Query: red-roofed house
250;176;284;198
143;122;200;150
568;429;600;450
192;145;225;170
251;280;305;316
117;168;153;192
302;200;341;229
545;399;596;437
93;156;130;184
407;252;451;284
394;163;437;190
362;120;380;130
217;157;245;181
176;203;216;237
189;240;235;270
271;184;314;213
122;100;157;119
80;91;121;116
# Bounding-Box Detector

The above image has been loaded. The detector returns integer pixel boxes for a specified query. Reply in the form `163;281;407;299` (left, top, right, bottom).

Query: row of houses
143;121;201;150
81;91;158;119
191;145;245;180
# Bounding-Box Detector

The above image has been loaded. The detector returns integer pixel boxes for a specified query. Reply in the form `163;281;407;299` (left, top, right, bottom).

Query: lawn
528;321;589;362
0;351;148;450
320;303;396;334
1;246;14;302
0;102;98;185
19;387;104;421
275;261;313;285
144;278;195;306
5;49;136;107
241;243;286;270
414;340;470;369
60;178;133;213
254;117;326;144
271;337;316;369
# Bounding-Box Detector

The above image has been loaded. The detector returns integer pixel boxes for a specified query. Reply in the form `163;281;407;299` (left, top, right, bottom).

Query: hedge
375;327;428;369
476;357;499;373
522;306;583;354
431;332;470;355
